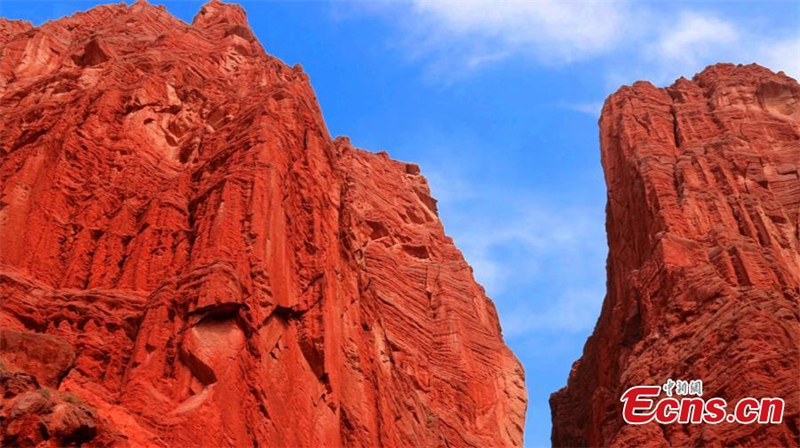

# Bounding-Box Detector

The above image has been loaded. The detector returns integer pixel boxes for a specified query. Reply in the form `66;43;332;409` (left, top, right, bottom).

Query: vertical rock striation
0;2;526;446
551;64;800;447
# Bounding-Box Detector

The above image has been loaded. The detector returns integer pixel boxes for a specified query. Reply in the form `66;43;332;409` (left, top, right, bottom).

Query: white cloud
655;12;739;63
642;11;799;84
343;1;799;337
759;37;800;80
449;203;607;336
502;287;605;336
559;101;604;116
347;1;800;85
423;163;607;334
451;201;604;295
407;0;637;66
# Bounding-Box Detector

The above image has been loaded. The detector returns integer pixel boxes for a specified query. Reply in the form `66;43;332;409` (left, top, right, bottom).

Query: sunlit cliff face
0;2;526;447
551;63;800;448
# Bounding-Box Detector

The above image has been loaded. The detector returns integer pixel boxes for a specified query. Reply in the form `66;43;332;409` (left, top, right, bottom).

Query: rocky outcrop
551;64;800;447
0;2;526;447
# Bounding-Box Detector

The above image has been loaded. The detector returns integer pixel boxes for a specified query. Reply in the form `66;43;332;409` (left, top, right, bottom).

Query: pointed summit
192;0;248;29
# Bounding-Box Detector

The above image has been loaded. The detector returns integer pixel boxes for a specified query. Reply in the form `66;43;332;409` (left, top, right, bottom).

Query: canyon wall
551;64;800;447
0;2;526;446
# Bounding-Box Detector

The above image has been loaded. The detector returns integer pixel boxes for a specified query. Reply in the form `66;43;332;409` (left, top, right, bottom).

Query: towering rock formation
0;2;526;447
551;64;800;447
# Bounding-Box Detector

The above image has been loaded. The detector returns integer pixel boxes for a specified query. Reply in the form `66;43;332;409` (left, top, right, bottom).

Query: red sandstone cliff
551;64;800;447
0;2;527;446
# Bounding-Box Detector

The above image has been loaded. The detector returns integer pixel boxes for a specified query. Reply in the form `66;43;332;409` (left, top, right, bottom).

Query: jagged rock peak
551;63;799;448
193;0;250;29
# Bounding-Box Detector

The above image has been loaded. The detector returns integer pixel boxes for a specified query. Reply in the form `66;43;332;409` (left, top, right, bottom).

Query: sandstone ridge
551;63;800;448
0;2;527;447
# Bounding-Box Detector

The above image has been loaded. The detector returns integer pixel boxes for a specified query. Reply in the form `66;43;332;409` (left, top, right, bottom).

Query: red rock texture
551;64;800;447
0;2;526;447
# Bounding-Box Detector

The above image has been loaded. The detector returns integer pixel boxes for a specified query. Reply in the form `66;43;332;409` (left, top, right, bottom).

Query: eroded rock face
0;1;526;447
550;64;800;447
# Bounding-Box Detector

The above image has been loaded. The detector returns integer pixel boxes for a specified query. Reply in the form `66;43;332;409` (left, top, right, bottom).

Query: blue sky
2;1;798;446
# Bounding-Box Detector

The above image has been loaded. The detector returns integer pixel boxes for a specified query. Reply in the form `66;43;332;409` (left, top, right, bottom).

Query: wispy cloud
655;12;739;63
333;0;798;338
640;10;800;85
406;0;638;65
345;0;799;86
559;101;604;117
422;162;607;335
449;199;604;295
502;287;606;336
355;0;640;80
759;37;800;80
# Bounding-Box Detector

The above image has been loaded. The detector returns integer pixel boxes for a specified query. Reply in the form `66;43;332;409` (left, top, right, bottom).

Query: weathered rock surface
551;64;800;447
0;1;526;447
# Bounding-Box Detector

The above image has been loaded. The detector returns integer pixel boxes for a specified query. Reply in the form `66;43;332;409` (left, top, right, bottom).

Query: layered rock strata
551;64;800;447
0;2;526;446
